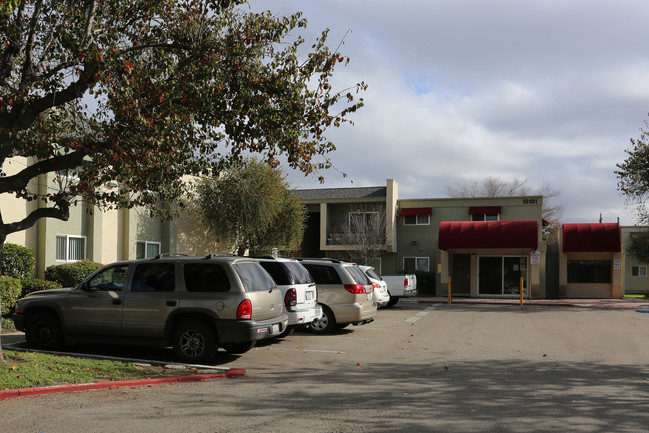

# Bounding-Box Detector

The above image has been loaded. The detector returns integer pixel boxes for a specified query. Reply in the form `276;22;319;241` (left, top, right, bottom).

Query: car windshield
234;262;277;292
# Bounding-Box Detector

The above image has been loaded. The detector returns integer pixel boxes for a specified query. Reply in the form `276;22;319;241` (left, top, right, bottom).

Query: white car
257;257;322;335
359;265;390;307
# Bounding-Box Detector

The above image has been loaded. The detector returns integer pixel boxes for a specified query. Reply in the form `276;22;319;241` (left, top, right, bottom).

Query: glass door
478;256;528;296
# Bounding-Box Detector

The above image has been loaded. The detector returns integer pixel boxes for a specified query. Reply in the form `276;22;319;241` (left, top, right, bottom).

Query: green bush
44;260;104;287
1;276;23;316
21;278;62;297
414;271;436;296
2;243;35;279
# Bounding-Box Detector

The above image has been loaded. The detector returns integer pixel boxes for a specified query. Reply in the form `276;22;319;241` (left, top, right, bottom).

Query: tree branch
0;205;70;237
0;151;85;194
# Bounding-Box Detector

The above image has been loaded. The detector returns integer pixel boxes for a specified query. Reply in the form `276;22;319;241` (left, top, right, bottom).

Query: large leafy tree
195;157;306;256
0;0;365;360
617;118;649;224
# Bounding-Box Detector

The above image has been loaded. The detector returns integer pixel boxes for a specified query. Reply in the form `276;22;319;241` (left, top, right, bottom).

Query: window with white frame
56;235;87;262
472;213;499;221
632;266;647;277
349;211;379;227
404;214;430;225
403;257;429;272
137;241;161;259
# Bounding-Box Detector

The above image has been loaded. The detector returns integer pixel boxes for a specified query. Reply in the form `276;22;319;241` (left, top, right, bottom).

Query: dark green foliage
414;271;436;295
2;243;35;279
21;278;63;297
1;276;22;316
44;261;104;288
627;231;649;263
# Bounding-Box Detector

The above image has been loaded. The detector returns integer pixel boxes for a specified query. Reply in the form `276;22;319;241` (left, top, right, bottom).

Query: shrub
21;278;62;297
1;276;23;316
2;243;35;279
44;260;104;287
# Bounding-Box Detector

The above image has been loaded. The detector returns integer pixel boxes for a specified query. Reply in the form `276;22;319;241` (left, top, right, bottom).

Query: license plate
271;324;280;334
306;292;314;300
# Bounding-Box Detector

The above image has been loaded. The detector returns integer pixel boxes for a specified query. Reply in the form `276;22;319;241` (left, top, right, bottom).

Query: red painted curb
0;368;246;400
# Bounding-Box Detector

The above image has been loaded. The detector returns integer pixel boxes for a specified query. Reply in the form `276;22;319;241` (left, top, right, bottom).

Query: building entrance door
452;254;471;296
478;256;528;296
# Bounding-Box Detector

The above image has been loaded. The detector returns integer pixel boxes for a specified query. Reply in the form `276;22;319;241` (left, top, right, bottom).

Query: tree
616;117;649;224
195;157;306;256
335;207;387;266
444;176;565;243
0;1;366;361
626;231;649;263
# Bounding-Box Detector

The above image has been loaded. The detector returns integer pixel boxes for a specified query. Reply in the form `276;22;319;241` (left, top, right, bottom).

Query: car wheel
386;293;399;308
223;341;256;354
26;313;64;350
172;321;217;364
309;305;335;333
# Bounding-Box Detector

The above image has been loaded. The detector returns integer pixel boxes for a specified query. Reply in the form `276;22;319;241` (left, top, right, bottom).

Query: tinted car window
259;262;290;285
132;263;176;292
87;264;129;291
302;264;342;285
284;262;313;285
234;262;277;292
346;265;370;285
183;263;231;292
364;268;380;280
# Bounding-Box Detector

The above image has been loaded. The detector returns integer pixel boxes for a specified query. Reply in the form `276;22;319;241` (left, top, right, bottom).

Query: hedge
44;260;104;287
2;243;35;279
1;276;22;316
21;278;62;297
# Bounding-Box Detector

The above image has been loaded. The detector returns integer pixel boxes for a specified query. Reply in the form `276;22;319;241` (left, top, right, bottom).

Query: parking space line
405;303;441;322
267;348;345;354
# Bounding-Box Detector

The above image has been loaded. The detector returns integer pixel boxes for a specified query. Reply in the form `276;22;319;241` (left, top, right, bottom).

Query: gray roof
294;186;386;201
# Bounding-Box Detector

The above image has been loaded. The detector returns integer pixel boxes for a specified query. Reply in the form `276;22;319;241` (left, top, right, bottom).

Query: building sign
614;259;621;270
530;251;541;265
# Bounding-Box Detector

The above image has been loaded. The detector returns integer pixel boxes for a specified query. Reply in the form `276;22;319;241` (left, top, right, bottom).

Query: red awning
469;206;501;215
400;208;432;216
439;220;538;250
562;223;621;252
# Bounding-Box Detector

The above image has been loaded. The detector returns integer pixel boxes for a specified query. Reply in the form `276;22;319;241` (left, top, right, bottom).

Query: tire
223;341;256;354
309;305;335;333
172;321;217;364
25;313;64;350
386;294;399;308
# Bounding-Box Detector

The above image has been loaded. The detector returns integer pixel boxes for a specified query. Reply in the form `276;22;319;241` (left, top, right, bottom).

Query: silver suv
12;254;289;363
296;258;376;333
256;257;322;335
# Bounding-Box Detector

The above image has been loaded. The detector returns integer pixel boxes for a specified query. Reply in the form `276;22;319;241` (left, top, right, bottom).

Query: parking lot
4;301;649;432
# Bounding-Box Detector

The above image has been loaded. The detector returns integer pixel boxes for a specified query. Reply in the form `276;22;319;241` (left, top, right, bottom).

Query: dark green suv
13;254;288;363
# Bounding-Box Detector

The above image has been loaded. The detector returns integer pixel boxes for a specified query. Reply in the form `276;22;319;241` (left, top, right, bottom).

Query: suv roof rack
151;253;189;260
204;252;237;259
294;257;343;263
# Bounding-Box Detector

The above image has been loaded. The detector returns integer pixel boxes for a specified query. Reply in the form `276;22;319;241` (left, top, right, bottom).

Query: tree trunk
0;235;5;363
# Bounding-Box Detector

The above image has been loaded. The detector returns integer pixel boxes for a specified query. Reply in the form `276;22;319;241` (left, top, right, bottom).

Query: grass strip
0;350;199;391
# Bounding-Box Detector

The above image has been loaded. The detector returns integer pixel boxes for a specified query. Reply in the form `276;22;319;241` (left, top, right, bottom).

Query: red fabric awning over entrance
400;208;432;216
438;220;538;250
469;206;501;215
562;223;621;252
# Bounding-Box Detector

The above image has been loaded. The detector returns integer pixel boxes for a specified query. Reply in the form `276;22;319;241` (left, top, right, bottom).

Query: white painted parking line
266;348;345;354
405;303;441;322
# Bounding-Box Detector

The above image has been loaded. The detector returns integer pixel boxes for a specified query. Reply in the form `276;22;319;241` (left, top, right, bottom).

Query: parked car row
12;254;386;364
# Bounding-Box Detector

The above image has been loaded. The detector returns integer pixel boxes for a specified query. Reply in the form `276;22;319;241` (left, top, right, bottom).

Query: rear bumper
401;289;417;298
328;302;377;326
287;305;323;327
215;314;289;345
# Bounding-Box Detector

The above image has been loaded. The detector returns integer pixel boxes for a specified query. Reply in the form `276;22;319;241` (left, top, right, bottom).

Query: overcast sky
247;0;649;225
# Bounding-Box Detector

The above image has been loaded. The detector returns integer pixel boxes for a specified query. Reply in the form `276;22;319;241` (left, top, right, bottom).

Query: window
137;241;161;259
403;257;429;272
632;266;647;277
472;213;499;221
404;214;430;225
88;265;129;291
301;264;342;285
183;263;231;292
132;263;176;292
233;263;277;292
567;260;611;284
349;212;380;227
56;235;86;262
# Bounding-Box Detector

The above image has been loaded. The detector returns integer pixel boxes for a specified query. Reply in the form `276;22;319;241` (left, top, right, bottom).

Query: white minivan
257;257;322;335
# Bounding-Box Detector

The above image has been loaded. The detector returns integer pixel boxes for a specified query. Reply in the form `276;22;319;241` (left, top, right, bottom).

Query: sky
246;0;649;225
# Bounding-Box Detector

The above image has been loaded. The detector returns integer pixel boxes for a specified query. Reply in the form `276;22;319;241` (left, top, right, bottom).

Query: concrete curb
0;368;246;400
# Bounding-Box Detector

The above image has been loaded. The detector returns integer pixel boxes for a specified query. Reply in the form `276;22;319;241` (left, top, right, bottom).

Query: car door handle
112;299;122;305
166;300;177;307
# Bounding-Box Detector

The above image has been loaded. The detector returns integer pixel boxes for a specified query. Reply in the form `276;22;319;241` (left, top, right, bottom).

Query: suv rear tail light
372;282;380;289
237;299;252;320
344;284;366;294
284;288;297;307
